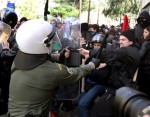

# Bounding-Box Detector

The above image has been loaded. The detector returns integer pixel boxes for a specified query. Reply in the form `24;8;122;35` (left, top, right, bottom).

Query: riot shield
54;17;81;100
0;21;11;52
0;21;11;43
51;30;62;53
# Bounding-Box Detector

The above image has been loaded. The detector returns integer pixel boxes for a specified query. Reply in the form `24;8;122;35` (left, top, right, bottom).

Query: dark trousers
0;70;11;115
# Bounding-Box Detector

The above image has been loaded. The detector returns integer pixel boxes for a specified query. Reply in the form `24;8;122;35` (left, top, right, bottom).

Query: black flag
44;0;50;21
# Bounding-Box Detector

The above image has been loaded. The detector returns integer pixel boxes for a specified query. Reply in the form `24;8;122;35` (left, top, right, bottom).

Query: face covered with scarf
137;11;150;28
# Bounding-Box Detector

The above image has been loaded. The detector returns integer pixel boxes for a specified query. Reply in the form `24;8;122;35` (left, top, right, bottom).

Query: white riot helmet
16;19;61;54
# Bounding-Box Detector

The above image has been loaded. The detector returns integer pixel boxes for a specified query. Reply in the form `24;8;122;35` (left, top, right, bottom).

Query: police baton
96;33;109;59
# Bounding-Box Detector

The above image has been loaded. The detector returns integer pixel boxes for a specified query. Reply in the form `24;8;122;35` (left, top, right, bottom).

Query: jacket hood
138;11;150;19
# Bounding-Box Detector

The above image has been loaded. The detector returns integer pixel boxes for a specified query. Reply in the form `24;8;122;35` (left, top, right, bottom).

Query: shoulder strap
11;67;19;74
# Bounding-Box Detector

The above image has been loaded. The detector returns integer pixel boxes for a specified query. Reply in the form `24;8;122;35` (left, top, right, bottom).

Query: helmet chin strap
43;43;51;54
47;46;52;54
43;26;56;54
43;39;53;54
44;32;55;47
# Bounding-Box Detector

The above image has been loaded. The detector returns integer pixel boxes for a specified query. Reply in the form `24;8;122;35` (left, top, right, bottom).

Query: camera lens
113;87;150;117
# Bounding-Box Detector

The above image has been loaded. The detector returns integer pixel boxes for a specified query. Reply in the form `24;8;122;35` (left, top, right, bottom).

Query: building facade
140;0;150;13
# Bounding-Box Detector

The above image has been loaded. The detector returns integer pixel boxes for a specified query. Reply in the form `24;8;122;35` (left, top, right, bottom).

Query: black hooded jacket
135;11;150;41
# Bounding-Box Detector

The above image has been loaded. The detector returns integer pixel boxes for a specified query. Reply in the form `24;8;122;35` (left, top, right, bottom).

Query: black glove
90;58;100;68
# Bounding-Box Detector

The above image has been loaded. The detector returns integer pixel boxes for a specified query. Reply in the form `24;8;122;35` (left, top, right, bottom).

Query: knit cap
121;29;137;43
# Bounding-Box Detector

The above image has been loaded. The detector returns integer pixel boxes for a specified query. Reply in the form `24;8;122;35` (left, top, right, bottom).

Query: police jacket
89;44;140;89
9;50;95;117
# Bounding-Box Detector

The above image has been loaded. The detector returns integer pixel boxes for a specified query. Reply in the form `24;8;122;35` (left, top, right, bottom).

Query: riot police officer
0;8;18;29
8;19;100;117
0;7;18;115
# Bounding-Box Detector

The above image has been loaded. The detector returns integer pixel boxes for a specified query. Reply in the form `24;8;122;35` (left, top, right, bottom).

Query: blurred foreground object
113;87;150;117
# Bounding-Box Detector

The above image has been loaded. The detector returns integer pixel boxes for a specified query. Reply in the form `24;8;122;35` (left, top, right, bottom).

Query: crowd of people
0;7;150;117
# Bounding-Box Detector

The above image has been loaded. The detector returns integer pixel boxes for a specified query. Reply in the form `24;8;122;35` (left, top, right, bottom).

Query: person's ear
129;41;133;45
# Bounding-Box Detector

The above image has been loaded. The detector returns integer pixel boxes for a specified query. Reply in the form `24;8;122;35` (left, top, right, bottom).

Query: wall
140;0;150;13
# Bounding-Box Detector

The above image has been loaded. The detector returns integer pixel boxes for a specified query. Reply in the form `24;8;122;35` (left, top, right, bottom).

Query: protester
78;29;140;117
14;17;28;30
50;19;58;27
77;34;110;117
137;25;150;97
106;29;119;49
0;7;18;115
84;24;99;50
135;11;150;42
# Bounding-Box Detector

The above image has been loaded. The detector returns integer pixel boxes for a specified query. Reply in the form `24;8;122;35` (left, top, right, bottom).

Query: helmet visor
0;21;11;43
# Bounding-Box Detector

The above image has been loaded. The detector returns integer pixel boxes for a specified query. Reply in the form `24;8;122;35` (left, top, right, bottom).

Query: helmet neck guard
14;50;48;70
